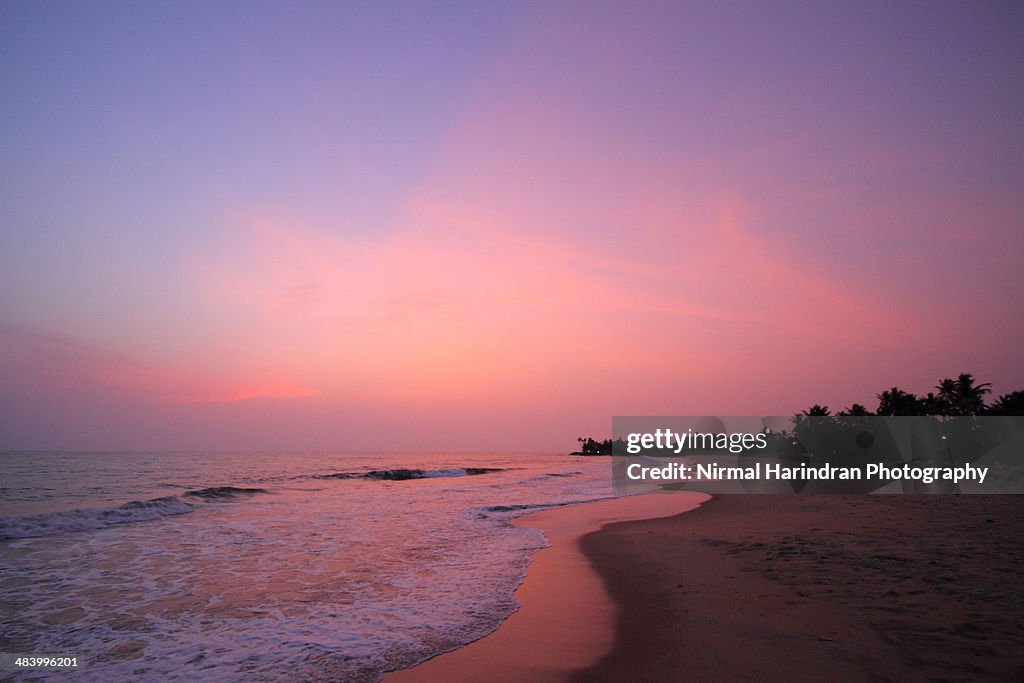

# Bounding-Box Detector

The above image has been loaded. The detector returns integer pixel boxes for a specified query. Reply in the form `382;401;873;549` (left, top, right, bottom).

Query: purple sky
2;1;1022;451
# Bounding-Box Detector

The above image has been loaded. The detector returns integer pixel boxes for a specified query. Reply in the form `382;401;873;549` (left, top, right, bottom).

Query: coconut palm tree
801;404;831;416
917;392;945;416
837;403;872;416
988;391;1024;416
876;387;921;416
936;373;992;416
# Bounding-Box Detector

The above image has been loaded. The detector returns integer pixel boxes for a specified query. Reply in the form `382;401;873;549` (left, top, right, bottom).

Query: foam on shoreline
384;492;709;682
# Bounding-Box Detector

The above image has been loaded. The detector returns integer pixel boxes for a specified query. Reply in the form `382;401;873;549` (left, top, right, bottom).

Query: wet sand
385;493;708;682
575;494;1024;681
390;493;1023;682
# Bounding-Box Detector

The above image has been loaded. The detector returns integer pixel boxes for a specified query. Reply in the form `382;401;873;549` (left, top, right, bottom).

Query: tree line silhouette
574;373;1023;454
574;436;617;455
800;373;1023;418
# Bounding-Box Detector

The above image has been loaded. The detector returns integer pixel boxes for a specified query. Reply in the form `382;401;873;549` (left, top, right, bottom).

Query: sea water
0;452;615;681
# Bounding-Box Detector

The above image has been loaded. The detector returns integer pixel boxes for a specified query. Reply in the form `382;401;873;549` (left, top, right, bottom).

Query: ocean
0;452;616;681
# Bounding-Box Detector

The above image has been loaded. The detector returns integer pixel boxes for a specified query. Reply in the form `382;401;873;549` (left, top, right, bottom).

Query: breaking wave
184;486;270;499
316;467;505;481
0;496;194;540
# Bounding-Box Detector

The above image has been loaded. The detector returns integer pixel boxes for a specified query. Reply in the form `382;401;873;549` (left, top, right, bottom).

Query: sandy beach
385;493;708;682
391;493;1023;682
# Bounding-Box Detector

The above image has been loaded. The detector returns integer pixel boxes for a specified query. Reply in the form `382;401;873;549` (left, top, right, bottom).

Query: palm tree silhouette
917;392;944;415
936;373;992;416
988;390;1024;416
876;387;921;416
837;403;872;416
801;404;831;416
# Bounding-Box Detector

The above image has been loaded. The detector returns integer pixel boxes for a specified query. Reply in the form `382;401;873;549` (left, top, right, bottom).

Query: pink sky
2;2;1022;450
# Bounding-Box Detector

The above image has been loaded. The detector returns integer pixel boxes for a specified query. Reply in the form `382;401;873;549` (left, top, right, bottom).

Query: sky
2;1;1023;451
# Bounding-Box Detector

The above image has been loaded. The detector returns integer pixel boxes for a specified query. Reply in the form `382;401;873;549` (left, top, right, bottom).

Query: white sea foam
0;495;194;540
0;452;618;681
